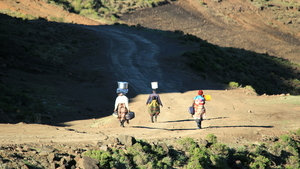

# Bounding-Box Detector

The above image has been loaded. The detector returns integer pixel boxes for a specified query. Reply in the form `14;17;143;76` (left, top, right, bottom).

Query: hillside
0;0;300;168
120;0;300;63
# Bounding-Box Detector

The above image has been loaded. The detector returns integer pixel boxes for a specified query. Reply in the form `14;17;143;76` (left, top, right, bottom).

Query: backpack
148;99;159;108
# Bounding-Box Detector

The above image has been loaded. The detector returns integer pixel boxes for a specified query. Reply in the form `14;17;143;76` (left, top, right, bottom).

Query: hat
198;90;203;95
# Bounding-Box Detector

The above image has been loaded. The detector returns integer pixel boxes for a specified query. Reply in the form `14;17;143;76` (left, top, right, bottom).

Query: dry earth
0;0;300;148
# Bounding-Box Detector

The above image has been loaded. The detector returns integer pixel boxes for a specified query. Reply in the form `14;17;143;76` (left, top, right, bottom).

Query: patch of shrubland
0;15;98;123
48;0;168;23
179;33;300;95
0;9;37;20
0;15;89;68
0;85;45;123
198;0;300;35
83;130;300;168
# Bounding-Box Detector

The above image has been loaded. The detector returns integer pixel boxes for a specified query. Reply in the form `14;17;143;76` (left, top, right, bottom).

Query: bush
249;155;271;169
228;81;239;88
206;134;218;144
82;132;300;168
83;150;112;168
296;128;300;136
176;137;199;153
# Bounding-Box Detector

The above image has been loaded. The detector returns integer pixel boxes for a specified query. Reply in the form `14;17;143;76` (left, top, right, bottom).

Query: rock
159;142;169;155
117;135;136;147
100;145;108;151
76;156;99;169
49;162;56;169
47;152;55;163
198;138;209;147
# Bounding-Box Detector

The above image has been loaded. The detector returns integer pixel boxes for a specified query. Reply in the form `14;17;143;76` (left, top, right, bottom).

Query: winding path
84;25;221;95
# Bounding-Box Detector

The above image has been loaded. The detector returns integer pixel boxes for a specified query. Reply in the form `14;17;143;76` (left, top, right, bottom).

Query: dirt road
1;25;299;146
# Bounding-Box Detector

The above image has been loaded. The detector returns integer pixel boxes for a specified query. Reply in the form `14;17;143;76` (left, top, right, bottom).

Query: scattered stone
159;142;169;155
100;144;108;151
117;135;136;147
47;152;55;163
76;156;99;169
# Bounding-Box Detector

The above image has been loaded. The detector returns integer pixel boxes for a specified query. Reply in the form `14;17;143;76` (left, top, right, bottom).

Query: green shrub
249;155;271;169
83;150;112;168
186;160;203;169
177;137;198;153
111;149;133;168
161;156;172;167
286;155;300;169
244;85;255;91
206;134;218;144
189;147;211;167
295;128;300;136
169;150;188;167
228;81;239;88
285;145;299;156
268;142;284;156
210;155;230;169
133;153;148;166
210;143;229;157
81;134;300;169
279;134;298;148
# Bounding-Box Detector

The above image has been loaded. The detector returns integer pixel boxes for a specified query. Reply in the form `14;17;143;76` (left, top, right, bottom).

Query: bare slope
120;0;300;63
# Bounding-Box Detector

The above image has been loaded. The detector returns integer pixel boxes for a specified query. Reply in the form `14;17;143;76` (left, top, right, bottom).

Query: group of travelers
114;89;207;129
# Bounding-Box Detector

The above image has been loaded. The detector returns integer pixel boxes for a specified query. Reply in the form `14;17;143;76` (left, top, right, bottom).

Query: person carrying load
146;90;163;123
192;90;206;129
114;92;130;127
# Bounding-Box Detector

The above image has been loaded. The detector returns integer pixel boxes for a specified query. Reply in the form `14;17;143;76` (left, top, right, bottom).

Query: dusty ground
0;0;299;148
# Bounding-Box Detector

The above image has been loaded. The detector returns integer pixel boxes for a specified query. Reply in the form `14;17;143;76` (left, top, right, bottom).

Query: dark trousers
150;114;158;123
195;118;203;128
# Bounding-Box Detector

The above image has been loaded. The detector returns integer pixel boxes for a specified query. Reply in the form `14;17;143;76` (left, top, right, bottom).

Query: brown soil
0;0;299;148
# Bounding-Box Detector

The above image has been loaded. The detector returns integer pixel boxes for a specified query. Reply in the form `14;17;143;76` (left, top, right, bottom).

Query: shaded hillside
0;14;107;123
119;0;300;95
0;0;300;125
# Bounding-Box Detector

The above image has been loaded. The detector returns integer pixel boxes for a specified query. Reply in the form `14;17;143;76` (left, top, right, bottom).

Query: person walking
146;90;163;123
192;90;206;129
114;92;130;127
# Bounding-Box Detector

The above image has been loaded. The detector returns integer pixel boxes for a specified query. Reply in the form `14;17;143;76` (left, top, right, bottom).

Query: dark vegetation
0;132;299;168
178;33;300;95
82;132;300;169
0;14;99;123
